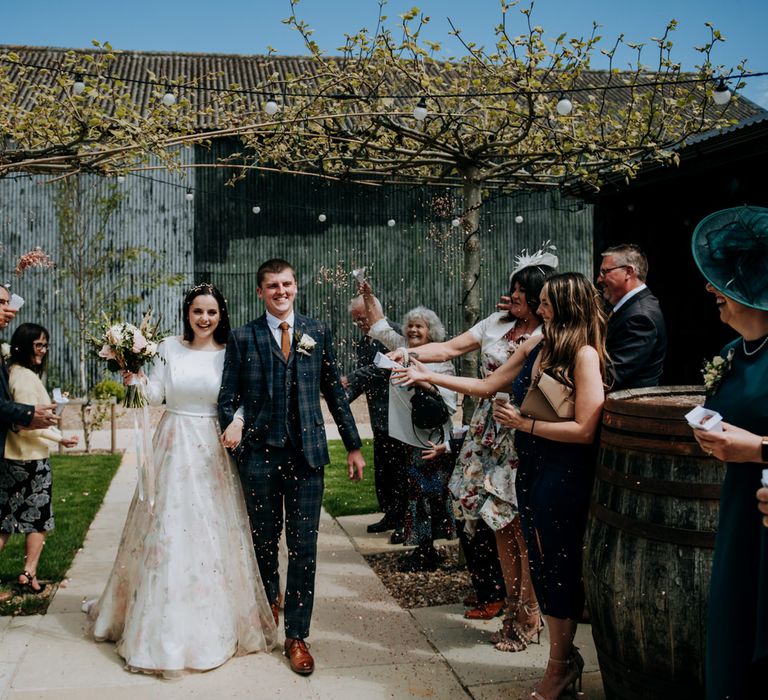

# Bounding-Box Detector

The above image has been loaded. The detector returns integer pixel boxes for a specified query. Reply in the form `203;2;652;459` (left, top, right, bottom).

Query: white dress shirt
265;310;295;350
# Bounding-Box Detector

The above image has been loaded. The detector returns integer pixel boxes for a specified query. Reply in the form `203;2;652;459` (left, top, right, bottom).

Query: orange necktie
279;321;291;360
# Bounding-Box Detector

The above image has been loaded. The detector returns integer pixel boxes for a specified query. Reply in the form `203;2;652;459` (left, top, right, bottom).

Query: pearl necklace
743;334;768;357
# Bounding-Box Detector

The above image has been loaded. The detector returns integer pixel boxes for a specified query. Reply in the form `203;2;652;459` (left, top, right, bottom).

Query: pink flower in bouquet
98;344;116;360
132;329;148;353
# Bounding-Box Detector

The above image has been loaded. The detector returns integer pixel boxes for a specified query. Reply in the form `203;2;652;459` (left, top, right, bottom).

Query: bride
85;283;277;676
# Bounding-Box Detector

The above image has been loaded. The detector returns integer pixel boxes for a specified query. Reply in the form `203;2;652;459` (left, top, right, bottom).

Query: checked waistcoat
266;344;302;449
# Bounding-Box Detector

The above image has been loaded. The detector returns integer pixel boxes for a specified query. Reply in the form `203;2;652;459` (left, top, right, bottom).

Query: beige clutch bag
519;371;575;422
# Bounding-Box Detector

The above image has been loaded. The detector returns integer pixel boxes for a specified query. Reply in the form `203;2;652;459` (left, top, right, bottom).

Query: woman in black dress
395;272;607;699
690;206;768;700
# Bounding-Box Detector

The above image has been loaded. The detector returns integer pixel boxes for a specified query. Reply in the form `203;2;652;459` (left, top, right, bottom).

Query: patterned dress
449;315;539;533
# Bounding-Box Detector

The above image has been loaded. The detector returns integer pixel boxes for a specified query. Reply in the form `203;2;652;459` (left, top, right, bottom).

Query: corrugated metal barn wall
194;141;593;374
0;142;592;390
0;150;196;391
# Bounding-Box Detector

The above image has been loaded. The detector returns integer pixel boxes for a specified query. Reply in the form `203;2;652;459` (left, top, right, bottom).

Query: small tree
54;176;182;450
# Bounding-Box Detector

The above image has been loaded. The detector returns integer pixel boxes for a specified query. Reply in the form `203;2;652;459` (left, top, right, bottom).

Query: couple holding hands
86;259;364;678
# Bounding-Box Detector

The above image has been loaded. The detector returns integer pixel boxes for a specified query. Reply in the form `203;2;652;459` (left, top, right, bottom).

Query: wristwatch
762;436;768;463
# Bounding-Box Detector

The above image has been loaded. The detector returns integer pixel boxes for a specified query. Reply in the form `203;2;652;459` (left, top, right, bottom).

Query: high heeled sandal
489;597;519;644
17;571;46;595
530;648;584;700
492;599;544;652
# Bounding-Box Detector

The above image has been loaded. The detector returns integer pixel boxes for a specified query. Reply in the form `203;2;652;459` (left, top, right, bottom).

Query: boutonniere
295;331;317;356
702;348;734;396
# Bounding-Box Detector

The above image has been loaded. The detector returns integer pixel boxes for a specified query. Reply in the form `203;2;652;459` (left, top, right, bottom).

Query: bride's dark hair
182;283;231;345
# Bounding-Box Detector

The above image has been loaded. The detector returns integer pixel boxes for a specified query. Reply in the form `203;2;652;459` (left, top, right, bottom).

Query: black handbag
409;385;450;447
410;386;450;430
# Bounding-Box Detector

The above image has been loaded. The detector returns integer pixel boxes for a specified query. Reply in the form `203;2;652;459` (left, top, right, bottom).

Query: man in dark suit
218;259;365;676
598;244;667;391
342;296;409;543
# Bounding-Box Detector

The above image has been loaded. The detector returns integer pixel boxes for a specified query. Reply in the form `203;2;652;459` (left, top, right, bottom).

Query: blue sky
2;0;766;107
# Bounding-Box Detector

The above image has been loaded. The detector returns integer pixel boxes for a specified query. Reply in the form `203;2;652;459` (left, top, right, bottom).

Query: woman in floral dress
390;253;555;651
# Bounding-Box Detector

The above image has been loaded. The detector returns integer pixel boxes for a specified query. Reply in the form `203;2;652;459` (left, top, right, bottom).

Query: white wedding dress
85;337;277;676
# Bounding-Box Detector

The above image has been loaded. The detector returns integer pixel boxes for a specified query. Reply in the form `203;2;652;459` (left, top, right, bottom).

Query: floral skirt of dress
448;398;519;534
0;458;54;534
85;412;277;675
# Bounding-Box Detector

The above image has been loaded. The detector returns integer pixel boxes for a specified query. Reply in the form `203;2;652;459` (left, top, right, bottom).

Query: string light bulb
72;75;85;95
713;78;731;106
116;175;126;184
162;87;177;106
556;94;573;116
185;190;194;202
264;95;279;116
387;219;396;227
514;215;524;224
451;218;461;228
252;206;261;214
413;97;428;121
318;213;327;222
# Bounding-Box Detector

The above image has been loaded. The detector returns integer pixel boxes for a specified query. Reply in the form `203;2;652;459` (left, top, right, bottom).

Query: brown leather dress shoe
464;600;505;620
270;602;280;627
284;638;314;675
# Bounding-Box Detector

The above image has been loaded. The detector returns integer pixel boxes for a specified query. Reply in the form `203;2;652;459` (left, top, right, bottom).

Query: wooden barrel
583;386;726;700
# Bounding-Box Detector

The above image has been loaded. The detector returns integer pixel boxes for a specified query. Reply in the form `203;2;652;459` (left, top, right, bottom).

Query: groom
218;258;365;676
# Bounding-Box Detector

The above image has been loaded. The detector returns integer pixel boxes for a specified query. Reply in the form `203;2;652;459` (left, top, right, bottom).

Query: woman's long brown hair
539;272;608;388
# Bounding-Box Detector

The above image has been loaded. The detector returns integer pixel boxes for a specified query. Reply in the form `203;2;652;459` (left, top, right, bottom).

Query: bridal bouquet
95;311;164;408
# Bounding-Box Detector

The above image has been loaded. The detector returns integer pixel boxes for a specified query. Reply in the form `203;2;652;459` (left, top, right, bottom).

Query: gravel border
363;546;473;609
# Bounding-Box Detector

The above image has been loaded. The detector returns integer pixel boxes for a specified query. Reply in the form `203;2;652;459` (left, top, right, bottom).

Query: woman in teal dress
691;206;768;700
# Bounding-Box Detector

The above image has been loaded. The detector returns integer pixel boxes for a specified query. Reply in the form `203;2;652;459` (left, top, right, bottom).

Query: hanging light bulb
318;213;327;222
451;218;461;228
72;75;86;95
116;175;126;184
412;96;428;121
252;206;261;214
712;78;731;106
514;215;524;224
185;190;194;202
387;219;396;227
162;87;177;107
264;95;279;116
556;94;573;116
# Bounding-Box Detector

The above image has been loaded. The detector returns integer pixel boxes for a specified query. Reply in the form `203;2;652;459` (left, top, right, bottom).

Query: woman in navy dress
690;206;768;700
395;272;607;700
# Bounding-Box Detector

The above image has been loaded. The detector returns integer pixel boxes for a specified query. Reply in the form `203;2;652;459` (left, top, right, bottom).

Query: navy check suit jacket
218;313;362;468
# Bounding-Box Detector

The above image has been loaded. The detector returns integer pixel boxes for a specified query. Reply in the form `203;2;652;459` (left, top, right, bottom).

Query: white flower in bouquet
106;324;124;345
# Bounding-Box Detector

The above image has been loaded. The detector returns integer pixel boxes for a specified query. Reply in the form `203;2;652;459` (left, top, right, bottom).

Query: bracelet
530;418;536;435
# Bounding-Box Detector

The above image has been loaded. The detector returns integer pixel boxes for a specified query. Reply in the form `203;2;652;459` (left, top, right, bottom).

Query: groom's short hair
257;259;296;287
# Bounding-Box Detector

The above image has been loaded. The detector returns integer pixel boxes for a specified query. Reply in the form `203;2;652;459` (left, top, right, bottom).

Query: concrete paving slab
411;604;599;689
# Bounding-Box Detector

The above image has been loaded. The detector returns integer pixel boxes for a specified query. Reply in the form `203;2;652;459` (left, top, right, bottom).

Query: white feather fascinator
509;241;559;282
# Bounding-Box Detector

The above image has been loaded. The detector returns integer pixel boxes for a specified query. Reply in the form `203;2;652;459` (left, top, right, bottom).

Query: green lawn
323;438;379;517
0;453;121;611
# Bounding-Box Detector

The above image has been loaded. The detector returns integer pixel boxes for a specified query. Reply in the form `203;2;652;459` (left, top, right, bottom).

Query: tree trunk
460;168;482;423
